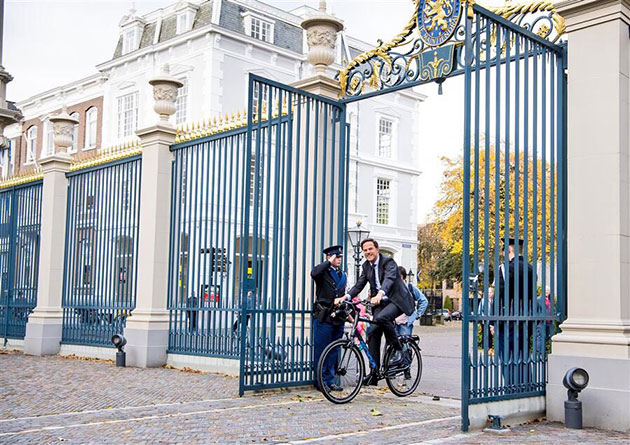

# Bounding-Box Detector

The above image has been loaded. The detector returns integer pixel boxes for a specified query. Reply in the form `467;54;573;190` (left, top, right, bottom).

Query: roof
112;0;303;59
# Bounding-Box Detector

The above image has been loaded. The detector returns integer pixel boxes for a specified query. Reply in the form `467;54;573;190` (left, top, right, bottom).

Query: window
122;29;137;55
378;118;393;158
82;176;96;214
70;112;79;153
115;235;134;301
376;178;390;225
43;120;54;158
122;178;131;210
252;83;269;115
117;92;139;139
85;107;98;149
249;155;263;206
176;11;194;34
79;239;92;287
175;78;188;125
25;126;37;164
250;17;272;42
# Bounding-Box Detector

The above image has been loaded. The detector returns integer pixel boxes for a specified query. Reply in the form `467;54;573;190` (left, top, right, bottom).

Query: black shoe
404;369;412;380
363;374;378;386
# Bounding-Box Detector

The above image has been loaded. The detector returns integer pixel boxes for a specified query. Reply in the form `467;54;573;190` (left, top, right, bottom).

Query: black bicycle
317;299;423;404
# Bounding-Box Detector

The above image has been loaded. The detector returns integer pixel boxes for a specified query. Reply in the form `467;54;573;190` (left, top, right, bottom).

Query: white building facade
3;0;422;274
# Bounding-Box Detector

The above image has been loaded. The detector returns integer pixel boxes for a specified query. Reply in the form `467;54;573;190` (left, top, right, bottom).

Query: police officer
311;245;347;392
493;237;536;390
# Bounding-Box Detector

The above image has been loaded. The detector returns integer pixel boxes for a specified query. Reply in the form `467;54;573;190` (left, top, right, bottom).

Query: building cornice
16;73;107;108
557;0;630;29
350;153;422;176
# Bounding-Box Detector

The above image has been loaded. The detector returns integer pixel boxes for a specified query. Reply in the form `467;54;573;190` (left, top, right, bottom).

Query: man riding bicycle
335;238;415;386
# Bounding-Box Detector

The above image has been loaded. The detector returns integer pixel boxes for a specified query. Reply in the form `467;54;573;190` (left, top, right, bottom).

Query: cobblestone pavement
1;350;628;444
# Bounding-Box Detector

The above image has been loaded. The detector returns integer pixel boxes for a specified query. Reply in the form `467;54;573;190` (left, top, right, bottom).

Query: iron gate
334;0;566;430
238;75;348;394
461;5;566;430
0;181;42;343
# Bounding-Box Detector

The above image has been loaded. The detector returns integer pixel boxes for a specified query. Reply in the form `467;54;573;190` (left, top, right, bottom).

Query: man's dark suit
347;254;414;372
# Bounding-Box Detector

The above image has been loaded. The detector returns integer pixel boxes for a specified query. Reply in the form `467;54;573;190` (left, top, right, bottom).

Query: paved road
1;331;627;444
413;322;463;400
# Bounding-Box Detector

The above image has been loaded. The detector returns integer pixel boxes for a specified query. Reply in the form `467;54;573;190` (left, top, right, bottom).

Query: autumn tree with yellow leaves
423;145;558;284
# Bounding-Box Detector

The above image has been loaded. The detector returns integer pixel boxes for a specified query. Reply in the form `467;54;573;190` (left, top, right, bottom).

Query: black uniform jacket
347;254;415;316
497;255;536;315
311;260;346;325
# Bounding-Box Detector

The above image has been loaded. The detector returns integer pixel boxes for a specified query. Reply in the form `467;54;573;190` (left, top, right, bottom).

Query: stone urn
301;2;344;74
148;64;183;123
49;106;79;155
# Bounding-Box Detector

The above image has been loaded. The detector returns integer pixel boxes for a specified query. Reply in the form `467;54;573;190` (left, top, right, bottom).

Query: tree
432;146;556;278
417;223;448;288
444;296;453;312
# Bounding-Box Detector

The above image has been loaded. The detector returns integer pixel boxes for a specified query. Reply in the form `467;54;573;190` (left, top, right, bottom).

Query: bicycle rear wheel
317;339;364;404
384;340;422;397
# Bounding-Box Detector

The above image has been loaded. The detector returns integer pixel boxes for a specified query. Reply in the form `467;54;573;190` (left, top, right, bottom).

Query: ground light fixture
111;334;127;367
563;367;589;429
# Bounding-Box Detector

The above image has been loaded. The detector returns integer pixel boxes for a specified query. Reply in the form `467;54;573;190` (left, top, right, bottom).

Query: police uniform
311;245;347;391
495;237;536;390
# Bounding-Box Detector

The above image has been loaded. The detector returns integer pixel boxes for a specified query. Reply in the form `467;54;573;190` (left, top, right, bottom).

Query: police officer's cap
323;245;343;256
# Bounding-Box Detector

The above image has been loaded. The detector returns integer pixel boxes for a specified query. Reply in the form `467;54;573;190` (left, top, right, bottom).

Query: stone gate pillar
549;0;630;432
123;66;182;367
24;109;77;355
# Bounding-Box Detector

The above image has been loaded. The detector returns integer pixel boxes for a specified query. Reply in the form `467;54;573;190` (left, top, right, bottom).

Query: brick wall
18;96;104;175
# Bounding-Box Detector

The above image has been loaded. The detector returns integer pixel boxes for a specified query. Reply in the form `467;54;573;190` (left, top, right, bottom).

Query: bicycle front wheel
317;339;364;404
384;340;423;397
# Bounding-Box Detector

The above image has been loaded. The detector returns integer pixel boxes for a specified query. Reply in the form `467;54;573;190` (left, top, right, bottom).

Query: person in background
535;286;553;355
394;266;428;337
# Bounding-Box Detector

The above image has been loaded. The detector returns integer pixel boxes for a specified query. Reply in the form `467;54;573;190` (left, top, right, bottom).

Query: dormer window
242;12;274;44
176;2;198;35
122;28;138;54
119;12;145;56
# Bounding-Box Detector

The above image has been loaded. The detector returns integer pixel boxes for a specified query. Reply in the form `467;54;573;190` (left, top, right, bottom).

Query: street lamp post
347;221;370;283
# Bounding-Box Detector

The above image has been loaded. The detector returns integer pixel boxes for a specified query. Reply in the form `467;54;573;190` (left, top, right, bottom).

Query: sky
3;0;503;223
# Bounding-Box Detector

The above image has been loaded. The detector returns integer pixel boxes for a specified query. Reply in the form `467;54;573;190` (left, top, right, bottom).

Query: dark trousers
312;318;344;388
368;302;403;371
496;322;534;392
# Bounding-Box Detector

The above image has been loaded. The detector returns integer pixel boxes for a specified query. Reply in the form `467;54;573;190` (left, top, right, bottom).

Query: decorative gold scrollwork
338;0;565;98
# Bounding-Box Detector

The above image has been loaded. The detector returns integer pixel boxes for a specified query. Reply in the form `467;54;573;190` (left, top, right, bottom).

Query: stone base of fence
166;353;239;377
468;396;545;430
23;313;63;356
124;312;170;368
59;344;117;361
1;338;24;351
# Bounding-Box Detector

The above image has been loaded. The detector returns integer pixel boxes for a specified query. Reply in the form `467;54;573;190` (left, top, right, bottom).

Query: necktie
373;263;381;290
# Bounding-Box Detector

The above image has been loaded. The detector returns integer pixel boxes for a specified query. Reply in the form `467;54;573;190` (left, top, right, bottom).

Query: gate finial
301;2;343;74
